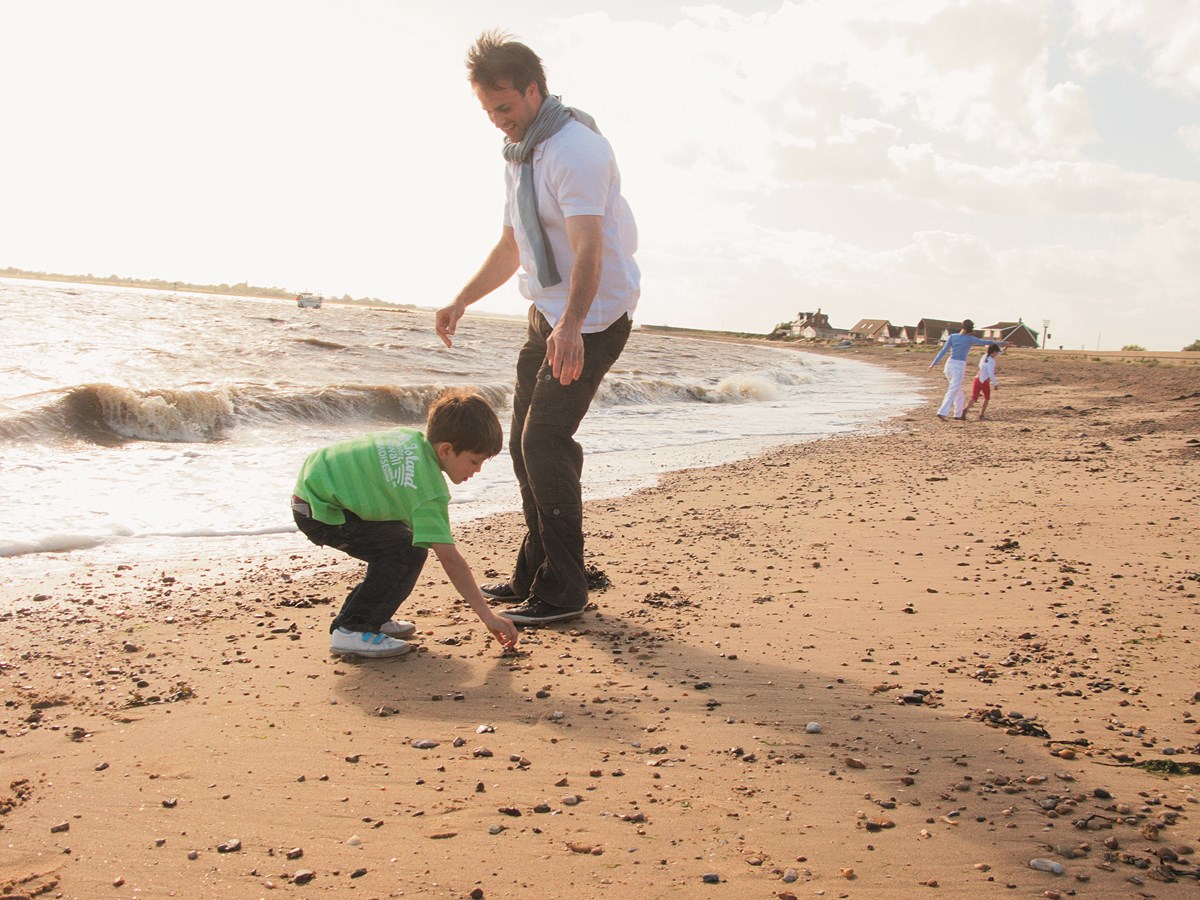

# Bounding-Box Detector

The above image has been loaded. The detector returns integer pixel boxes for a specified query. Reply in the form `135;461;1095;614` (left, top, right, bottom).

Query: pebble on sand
1029;858;1065;874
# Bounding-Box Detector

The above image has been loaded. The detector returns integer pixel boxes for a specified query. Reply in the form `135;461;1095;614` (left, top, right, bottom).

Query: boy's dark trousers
293;505;428;634
508;308;632;610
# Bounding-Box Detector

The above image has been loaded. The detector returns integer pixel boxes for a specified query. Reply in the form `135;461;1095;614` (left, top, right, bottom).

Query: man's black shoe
480;581;523;602
498;598;585;625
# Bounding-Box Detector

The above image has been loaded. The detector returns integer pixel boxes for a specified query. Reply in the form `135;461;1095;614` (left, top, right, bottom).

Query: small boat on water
296;292;323;309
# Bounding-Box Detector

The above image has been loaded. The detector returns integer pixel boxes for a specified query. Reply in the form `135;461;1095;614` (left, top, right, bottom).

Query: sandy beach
2;345;1198;899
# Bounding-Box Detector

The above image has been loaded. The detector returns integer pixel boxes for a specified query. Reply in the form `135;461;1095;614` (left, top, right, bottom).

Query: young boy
291;389;519;658
964;343;1001;420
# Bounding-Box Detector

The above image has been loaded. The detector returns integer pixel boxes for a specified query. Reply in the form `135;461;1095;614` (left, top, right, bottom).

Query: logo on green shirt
377;434;420;490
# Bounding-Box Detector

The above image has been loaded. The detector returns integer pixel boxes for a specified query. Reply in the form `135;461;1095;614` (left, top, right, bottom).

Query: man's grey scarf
502;95;600;288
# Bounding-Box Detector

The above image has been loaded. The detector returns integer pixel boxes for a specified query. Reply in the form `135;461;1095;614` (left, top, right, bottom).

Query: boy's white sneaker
330;627;410;659
379;619;416;638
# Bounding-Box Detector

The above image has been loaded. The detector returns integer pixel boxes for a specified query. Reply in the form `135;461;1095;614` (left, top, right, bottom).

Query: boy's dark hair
426;388;504;457
987;343;1001;355
466;29;548;99
962;319;975;332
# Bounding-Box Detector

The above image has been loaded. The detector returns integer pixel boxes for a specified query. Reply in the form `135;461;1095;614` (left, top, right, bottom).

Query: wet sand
2;346;1199;898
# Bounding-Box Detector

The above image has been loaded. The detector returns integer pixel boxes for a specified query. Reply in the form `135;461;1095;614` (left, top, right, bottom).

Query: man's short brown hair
426;388;504;457
466;29;548;98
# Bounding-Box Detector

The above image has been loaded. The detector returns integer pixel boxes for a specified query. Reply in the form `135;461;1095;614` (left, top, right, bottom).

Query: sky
2;0;1199;351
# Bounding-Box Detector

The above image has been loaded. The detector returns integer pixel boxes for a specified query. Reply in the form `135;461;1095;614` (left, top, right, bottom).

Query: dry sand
2;346;1198;899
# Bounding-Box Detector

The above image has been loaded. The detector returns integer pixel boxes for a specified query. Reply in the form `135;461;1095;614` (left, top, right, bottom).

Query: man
435;30;640;626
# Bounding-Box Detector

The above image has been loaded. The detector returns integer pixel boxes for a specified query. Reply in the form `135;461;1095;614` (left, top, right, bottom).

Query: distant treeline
639;323;763;340
0;266;411;309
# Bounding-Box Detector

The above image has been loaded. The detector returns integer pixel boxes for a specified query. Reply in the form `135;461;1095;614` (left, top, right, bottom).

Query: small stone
346;835;362;846
701;872;720;883
293;869;315;885
411;740;438;750
217;839;241;853
805;722;822;734
782;867;798;882
162;798;178;808
187;850;199;860
350;867;367;878
1029;858;1064;874
50;822;70;834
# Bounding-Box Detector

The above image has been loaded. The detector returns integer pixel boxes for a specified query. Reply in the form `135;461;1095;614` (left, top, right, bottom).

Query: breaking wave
597;369;811;405
0;381;512;444
0;367;812;445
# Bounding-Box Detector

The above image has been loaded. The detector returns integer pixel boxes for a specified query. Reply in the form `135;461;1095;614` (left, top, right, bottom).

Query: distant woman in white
928;319;1003;420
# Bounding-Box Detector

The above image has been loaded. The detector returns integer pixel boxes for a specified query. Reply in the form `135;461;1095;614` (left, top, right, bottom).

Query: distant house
791;308;848;340
898;325;917;343
849;318;893;342
981;320;1039;349
915;318;962;344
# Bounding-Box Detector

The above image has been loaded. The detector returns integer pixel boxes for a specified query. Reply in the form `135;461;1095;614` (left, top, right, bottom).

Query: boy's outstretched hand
484;613;519;650
429;544;520;651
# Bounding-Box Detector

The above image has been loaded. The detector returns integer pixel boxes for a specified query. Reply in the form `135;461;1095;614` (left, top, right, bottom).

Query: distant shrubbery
1121;344;1146;352
1184;339;1200;352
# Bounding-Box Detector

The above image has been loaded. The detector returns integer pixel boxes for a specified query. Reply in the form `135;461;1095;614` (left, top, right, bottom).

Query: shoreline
2;349;1198;898
0;338;922;573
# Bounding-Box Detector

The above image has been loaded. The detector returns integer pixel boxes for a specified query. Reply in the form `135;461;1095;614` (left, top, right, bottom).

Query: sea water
0;277;923;579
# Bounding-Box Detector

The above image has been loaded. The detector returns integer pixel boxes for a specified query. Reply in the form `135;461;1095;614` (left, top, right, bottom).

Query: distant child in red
965;343;1001;419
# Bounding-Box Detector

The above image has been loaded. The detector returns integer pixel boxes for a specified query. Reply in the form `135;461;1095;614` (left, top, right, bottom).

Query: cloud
1181;123;1200;155
1069;0;1200;97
